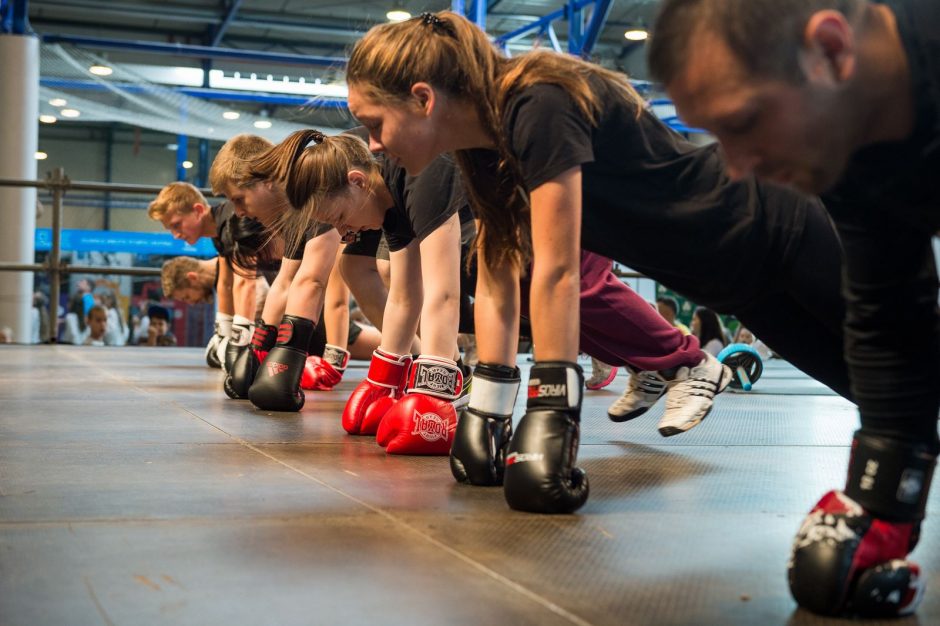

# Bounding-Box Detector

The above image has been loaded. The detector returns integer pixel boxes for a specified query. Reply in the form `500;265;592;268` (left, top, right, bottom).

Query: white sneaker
658;352;733;437
607;369;667;422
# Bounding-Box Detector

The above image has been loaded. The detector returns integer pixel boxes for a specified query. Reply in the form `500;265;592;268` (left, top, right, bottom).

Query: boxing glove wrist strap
406;355;464;401
215;312;233;337
323;344;350;371
845;430;936;522
366;349;410;388
526;361;583;412
469;362;520;417
229;315;254;347
275;315;314;351
250;322;278;352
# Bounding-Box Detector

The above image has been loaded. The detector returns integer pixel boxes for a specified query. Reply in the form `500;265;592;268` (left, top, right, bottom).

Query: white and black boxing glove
223;315;253;374
503;361;589;514
450;362;520;486
206;312;232;368
224;320;277;399
789;431;936;617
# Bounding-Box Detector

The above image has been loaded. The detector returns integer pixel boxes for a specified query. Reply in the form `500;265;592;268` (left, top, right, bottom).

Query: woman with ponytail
344;11;849;514
209;133;381;410
252;128;476;455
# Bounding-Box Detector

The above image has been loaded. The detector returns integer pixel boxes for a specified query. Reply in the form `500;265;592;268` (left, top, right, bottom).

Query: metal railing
0;169;213;340
0;169;650;342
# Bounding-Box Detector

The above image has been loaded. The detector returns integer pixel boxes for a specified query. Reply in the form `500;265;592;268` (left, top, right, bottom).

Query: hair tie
420;12;442;27
310;130;326;144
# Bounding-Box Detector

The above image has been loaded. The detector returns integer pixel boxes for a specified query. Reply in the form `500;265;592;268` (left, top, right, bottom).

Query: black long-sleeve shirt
821;0;940;447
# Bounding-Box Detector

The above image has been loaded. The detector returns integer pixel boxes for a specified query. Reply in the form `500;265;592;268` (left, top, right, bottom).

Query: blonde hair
161;256;202;298
248;129;380;259
147;182;207;220
347;10;643;269
209;134;275;194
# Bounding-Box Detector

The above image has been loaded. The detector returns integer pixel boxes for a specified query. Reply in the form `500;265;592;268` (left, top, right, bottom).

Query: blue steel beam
579;0;614;57
211;0;244;47
493;0;595;46
568;1;584;55
41;34;346;67
470;0;486;29
6;0;30;34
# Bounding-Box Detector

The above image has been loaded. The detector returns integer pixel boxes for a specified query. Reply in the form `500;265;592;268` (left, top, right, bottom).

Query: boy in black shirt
651;0;938;617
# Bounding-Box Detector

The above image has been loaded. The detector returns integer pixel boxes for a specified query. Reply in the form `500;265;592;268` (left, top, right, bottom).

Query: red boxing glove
341;349;410;435
309;344;350;391
300;355;322;390
377;355;463;455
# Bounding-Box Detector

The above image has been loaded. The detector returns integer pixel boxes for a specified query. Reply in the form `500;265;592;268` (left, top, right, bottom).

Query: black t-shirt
211;201;237;257
381;154;474;252
501;77;812;309
283;222;335;261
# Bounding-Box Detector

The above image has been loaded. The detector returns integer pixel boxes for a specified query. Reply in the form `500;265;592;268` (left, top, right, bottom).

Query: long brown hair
247;129;380;258
347;10;644;269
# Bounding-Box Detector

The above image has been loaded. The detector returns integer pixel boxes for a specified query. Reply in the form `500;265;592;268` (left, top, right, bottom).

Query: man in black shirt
651;0;938;617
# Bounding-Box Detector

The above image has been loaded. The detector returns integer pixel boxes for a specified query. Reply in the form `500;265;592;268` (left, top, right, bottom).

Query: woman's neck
443;99;497;151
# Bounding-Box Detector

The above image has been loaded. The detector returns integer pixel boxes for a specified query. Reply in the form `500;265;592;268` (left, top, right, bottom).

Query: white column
0;34;39;343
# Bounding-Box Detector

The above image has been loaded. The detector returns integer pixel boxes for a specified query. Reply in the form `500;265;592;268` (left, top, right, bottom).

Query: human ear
410;82;435;116
802;10;856;83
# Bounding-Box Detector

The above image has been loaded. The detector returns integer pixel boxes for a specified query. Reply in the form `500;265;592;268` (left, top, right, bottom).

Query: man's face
221;181;282;226
87;310;108;339
172;285;213;305
160;207;205;245
666;30;855;194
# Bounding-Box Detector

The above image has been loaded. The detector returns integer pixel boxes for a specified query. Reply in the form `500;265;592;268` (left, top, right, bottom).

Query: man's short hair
148;304;171;322
148;182;208;221
208;134;274;194
649;0;866;85
161;256;203;298
656;296;679;315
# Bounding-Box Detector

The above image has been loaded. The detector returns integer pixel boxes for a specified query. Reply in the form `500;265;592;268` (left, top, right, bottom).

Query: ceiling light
624;29;648;41
222;111;240;120
387;9;411;22
35;151;48;160
49;98;67;107
89;64;113;76
60;108;81;118
253;120;272;129
182;160;194;169
39;115;57;124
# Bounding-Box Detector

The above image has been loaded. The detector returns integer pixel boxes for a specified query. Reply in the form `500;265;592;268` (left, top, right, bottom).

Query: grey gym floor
1;345;937;626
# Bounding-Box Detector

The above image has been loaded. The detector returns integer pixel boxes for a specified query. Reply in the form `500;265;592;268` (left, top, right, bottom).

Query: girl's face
347;83;447;176
691;313;702;337
318;172;387;235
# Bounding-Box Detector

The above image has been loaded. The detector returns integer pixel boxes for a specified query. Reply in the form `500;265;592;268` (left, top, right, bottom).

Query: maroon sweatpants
522;251;702;371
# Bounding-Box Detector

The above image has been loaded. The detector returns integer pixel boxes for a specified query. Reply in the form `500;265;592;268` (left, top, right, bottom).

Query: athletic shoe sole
586;367;618;390
657;363;733;437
